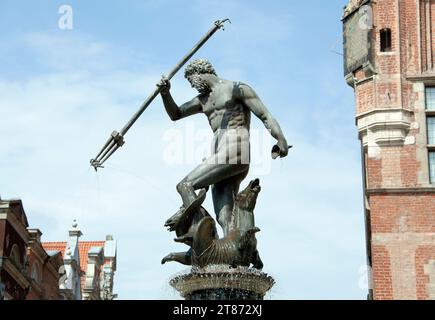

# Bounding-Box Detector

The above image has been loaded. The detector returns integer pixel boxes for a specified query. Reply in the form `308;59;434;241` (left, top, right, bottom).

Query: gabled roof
0;198;29;227
42;242;67;256
42;241;105;290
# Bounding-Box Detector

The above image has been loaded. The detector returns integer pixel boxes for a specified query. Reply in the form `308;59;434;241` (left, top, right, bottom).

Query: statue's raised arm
236;82;290;159
157;77;203;121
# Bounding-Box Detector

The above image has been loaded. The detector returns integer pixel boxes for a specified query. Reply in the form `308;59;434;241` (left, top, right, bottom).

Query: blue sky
0;0;368;299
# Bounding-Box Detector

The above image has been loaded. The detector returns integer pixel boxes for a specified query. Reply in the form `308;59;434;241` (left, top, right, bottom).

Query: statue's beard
189;76;210;94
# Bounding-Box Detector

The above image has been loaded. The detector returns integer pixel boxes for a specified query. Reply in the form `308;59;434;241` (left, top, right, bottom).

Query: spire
61;219;83;300
65;219;82;260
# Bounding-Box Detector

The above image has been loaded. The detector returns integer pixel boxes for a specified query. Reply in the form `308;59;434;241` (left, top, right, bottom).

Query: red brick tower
342;0;435;299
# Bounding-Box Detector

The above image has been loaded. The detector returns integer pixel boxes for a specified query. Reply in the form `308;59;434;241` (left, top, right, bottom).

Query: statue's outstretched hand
272;139;291;159
157;75;171;95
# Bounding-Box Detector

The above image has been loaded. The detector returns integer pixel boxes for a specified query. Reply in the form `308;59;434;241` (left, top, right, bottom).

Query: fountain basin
169;265;275;300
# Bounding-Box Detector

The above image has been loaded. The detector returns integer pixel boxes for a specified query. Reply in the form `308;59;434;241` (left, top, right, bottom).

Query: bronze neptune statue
158;59;289;268
90;20;290;273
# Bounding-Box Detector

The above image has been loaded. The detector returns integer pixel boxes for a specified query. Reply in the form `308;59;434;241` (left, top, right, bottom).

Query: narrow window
426;87;435;110
428;118;435;183
425;87;435;183
31;263;40;283
429;152;435;183
428;117;435;145
9;245;21;268
380;28;392;52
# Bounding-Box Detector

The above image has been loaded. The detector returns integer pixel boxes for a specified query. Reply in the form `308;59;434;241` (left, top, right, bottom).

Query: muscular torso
199;80;251;133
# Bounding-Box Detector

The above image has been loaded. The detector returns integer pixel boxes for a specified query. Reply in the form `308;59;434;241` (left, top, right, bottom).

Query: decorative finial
68;219;83;237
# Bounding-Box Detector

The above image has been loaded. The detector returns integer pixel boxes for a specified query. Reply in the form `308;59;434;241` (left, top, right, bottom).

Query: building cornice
367;187;435;195
3;258;30;289
356;107;414;120
356;108;413;147
406;74;435;82
354;75;375;86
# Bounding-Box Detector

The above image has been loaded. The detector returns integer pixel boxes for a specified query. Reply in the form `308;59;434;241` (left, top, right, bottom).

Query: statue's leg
177;160;249;207
165;162;248;229
177;129;249;206
211;169;249;237
166;136;249;232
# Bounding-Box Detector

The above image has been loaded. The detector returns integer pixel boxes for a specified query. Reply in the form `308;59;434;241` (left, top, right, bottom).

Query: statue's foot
164;188;207;232
183;188;207;216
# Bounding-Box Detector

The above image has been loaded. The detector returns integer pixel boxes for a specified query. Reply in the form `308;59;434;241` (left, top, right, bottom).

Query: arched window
9;245;21;268
380;28;392;52
31;262;41;283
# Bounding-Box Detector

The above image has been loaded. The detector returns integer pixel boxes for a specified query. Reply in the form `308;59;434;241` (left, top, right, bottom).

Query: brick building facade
0;196;117;300
343;0;435;299
26;229;64;300
43;224;118;300
0;198;63;300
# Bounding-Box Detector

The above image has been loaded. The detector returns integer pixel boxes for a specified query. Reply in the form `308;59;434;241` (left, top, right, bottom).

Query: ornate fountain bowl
169;265;275;300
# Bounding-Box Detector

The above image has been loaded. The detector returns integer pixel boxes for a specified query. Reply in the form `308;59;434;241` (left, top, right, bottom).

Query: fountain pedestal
170;265;275;300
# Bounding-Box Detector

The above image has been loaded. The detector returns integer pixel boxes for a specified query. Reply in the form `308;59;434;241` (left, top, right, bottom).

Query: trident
90;19;231;171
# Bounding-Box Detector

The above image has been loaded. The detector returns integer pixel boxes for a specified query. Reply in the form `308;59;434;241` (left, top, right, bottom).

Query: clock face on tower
343;4;373;75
